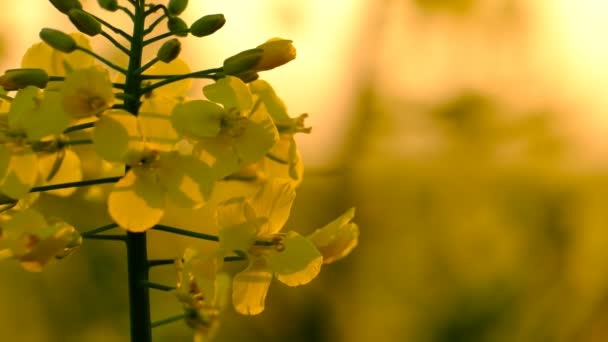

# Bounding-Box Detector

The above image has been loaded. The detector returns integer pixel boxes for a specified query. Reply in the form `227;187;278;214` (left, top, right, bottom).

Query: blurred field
4;0;608;341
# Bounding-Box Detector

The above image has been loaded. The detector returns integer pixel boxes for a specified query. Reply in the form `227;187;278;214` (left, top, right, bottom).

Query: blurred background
3;0;608;341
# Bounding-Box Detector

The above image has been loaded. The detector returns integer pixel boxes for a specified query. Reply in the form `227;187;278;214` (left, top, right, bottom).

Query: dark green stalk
81;223;119;237
143;30;189;46
147;259;175;268
152;225;220;242
123;2;152;341
139;69;221;94
89;12;133;40
142;281;176;292
119;6;136;20
83;234;126;241
29;177;121;192
101;31;130;55
63;122;95;133
75;46;127;74
151;314;187;328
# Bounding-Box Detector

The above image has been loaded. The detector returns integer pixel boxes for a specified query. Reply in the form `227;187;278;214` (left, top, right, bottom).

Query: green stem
89;12;133;41
143;30;189;46
81;223;119;237
142;281;175;292
60;139;93;146
124;3;152;341
152;224;219;242
147;259;175;268
135;57;159;75
266;153;289;164
101;31;130;55
139;69;221;94
224;255;247;262
76;46;127;74
151;314;187;328
29;177;121;193
63;122;95;134
144;14;167;35
140;67;223;80
119;6;135;20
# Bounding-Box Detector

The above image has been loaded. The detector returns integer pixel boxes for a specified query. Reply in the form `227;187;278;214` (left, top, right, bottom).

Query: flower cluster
0;0;359;340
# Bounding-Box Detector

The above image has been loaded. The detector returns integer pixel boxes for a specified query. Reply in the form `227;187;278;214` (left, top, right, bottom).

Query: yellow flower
173;248;230;341
216;179;323;315
0;208;81;272
307;207;359;264
60;66;114;119
171;76;279;179
21;33;94;77
93;109;214;232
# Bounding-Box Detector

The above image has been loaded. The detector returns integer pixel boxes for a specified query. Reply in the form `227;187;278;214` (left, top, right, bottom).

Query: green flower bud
223;48;263;76
190;14;226;37
255;38;296;71
97;0;118;11
68;9;102;36
167;16;189;37
49;0;82;14
168;0;188;16
157;39;181;63
39;28;77;53
233;71;259;83
0;69;49;91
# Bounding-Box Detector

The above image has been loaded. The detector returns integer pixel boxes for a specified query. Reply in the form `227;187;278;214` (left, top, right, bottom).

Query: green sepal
157;38;181;63
168;0;189;16
190;14;226;37
68;9;102;36
0;69;49;91
39;28;77;53
49;0;82;14
223;49;263;76
97;0;118;11
167;16;189;37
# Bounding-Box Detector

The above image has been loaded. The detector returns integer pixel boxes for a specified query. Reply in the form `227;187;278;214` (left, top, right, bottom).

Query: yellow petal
233;103;279;164
267;231;322;286
250;179;295;236
22;90;71;140
139;111;179;152
203;76;252;112
171;100;224;139
159;152;213;208
145;58;192;98
37;149;82;197
21;33;94;76
93;109;145;164
0;145;38;199
108;168;165;232
308;208;359;264
61;66;114;119
249;79;290;121
232;257;272;315
194;138;239;179
8;86;40;130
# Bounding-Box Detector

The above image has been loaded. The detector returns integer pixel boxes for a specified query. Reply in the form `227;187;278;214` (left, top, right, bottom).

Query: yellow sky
2;0;608;165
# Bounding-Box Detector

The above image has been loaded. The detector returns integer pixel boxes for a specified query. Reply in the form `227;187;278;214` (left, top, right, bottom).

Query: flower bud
223;48;263;76
0;69;49;91
167;16;189;37
168;0;188;16
49;0;82;14
39;28;77;53
97;0;118;11
157;39;181;63
190;14;226;37
233;71;259;83
255;38;296;71
68;9;102;36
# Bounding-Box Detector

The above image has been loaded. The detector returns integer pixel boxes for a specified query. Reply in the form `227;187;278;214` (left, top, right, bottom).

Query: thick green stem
29;177;121;192
123;3;152;342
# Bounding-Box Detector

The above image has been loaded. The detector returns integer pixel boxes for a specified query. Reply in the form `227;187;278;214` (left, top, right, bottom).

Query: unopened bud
49;0;82;14
68;9;102;36
157;39;181;63
255;38;296;71
168;0;188;16
167;16;189;37
233;71;259;83
190;14;225;37
97;0;118;11
0;69;49;91
39;28;77;53
223;48;263;76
